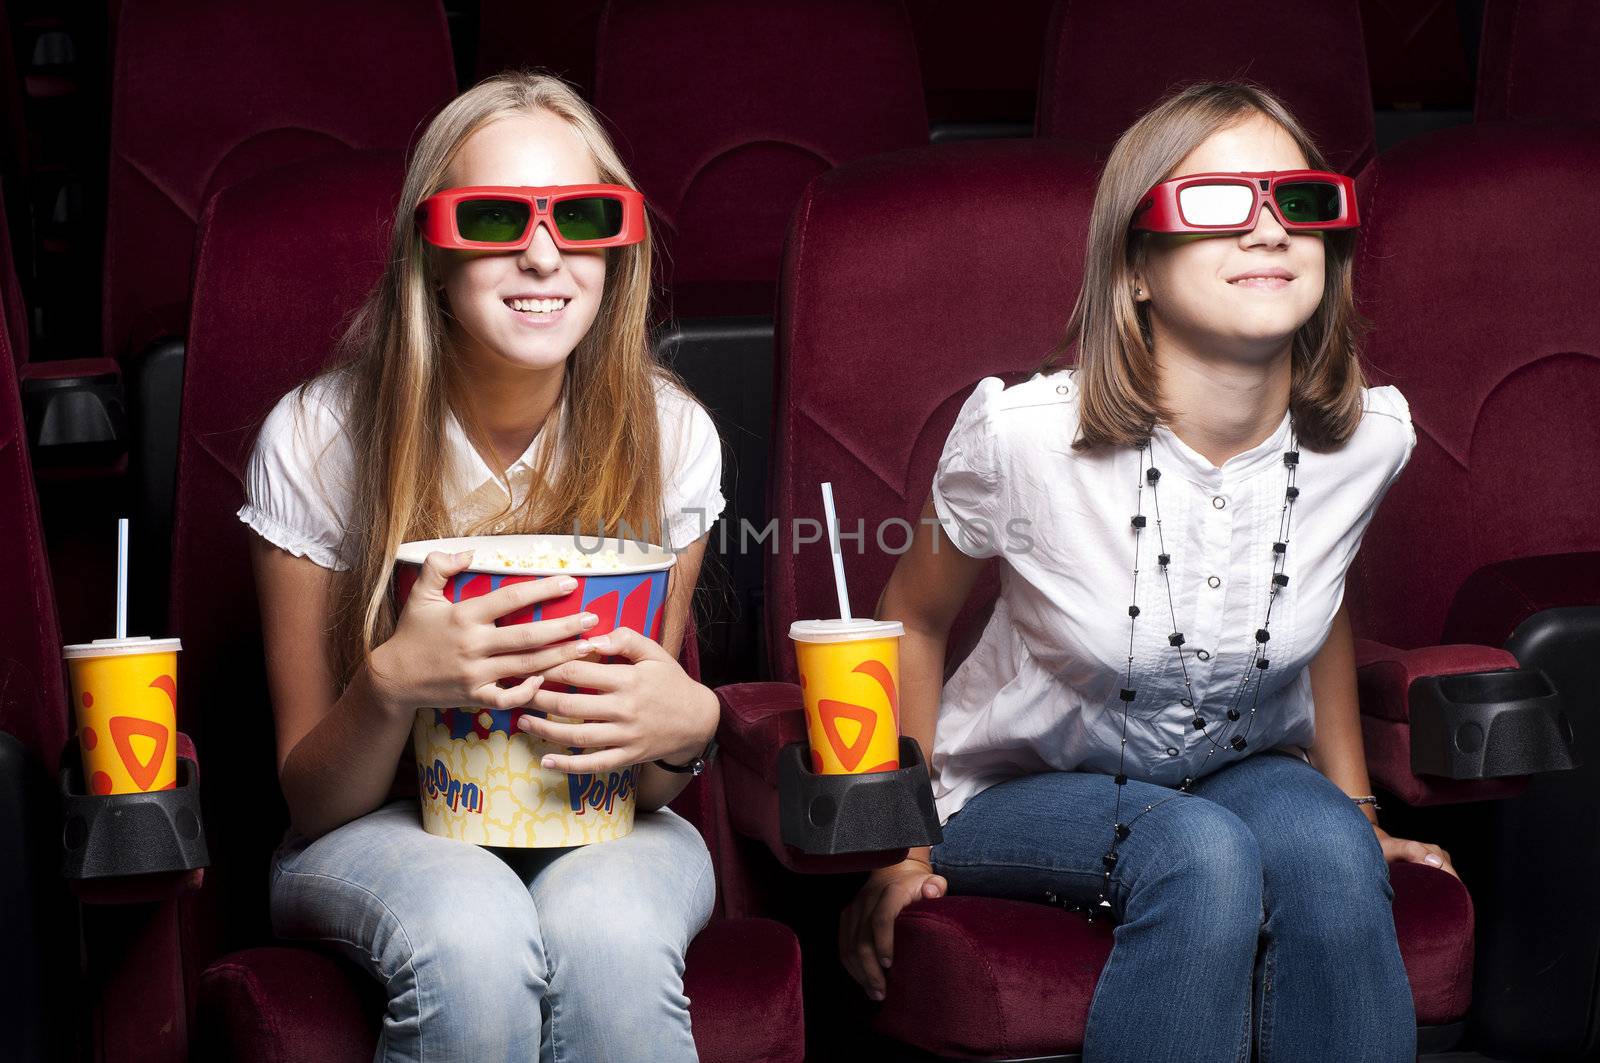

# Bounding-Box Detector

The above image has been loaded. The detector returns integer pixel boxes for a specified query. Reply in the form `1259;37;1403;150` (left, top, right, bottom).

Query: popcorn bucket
394;535;674;847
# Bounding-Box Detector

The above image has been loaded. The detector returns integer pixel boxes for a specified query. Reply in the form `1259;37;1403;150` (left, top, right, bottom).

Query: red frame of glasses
416;184;648;250
1131;170;1360;234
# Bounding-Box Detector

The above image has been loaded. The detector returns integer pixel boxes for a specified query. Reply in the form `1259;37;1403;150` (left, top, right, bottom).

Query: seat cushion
686;917;806;1063
1391;860;1475;1026
197;946;379;1063
875;896;1114;1058
874;864;1473;1057
198;918;804;1063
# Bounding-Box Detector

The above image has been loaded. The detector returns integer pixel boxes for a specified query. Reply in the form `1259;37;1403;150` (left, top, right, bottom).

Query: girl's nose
518;221;563;272
1243;203;1291;249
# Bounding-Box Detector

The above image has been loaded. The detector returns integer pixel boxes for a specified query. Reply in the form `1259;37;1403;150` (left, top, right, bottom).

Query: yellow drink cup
790;619;904;775
62;637;182;795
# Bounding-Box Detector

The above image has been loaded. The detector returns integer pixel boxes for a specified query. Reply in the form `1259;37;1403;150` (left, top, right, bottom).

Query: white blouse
929;370;1415;824
239;371;726;569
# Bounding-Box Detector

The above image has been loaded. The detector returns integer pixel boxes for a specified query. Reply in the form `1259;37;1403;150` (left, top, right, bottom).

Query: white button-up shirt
929;370;1415;824
239;370;725;569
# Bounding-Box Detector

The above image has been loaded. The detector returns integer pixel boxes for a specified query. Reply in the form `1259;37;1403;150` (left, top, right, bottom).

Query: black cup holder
1409;667;1578;780
59;741;209;880
778;736;944;855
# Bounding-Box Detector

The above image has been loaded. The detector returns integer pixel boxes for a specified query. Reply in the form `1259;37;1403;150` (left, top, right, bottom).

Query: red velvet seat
0;186;77;1061
1475;0;1600;124
163;149;803;1063
103;0;455;365
475;0;607;97
592;0;927;318
1351;121;1600;1058
1036;0;1377;174
713;136;1485;1059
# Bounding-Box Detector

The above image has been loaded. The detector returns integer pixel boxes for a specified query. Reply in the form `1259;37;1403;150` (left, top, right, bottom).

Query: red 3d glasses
416;184;647;250
1131;170;1359;234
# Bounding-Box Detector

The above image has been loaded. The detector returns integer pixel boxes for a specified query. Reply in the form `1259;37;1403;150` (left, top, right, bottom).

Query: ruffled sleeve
1365;384;1417;498
237;379;357;571
930;376;1008;559
658;383;727;551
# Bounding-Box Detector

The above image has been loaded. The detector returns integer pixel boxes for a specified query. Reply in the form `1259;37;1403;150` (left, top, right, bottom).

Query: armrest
1355;639;1576;806
717;683;912;873
64;731;208;904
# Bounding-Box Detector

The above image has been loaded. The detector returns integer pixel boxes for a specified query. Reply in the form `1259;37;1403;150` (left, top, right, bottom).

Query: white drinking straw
115;518;129;640
820;482;852;622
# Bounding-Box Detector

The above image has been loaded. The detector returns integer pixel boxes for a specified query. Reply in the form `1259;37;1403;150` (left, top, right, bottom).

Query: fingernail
1425;854;1442;867
869;990;884;1002
454;550;474;562
559;577;578;591
880;956;892;968
579;613;598;629
574;639;591;654
541;756;555;770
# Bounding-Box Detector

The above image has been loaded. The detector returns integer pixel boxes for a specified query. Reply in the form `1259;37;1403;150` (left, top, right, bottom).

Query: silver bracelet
1351;794;1381;812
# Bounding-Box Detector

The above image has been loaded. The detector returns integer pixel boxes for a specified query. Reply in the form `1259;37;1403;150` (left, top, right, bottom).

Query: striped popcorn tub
394;534;674;847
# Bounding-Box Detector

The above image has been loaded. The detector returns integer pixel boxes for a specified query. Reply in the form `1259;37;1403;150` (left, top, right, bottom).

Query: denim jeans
269;799;715;1063
931;750;1415;1063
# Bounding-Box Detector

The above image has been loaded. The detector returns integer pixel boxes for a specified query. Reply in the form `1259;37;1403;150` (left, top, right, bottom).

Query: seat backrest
593;0;927;317
475;0;606;96
766;139;1101;680
170;150;405;949
1347;123;1600;649
1475;0;1600;123
1037;0;1377;174
102;0;455;363
0;220;64;768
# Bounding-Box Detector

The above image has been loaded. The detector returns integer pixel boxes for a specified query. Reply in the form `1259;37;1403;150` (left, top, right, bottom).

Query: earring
1134;287;1143;297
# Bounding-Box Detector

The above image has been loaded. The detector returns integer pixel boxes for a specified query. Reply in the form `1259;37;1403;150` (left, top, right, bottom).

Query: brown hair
325;71;678;684
1044;81;1367;452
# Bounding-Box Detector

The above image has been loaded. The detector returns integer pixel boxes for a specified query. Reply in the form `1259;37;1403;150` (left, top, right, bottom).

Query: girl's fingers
538;747;635;776
415;550;474;599
460;574;579;624
516;714;624;749
539;658;623;693
484;612;598;654
485;636;597;682
471;673;542;710
530;684;622;721
587;626;669;664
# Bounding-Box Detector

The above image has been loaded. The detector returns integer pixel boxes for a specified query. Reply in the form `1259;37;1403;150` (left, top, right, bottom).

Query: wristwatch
655;735;719;777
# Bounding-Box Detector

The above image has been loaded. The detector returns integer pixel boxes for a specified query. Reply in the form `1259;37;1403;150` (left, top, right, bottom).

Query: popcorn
488;545;628;572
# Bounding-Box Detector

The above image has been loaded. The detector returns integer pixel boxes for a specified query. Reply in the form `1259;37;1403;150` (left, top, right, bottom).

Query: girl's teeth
508;297;568;314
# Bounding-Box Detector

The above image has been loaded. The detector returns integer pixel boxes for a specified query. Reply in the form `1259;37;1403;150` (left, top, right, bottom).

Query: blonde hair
326;70;675;683
1045;81;1367;452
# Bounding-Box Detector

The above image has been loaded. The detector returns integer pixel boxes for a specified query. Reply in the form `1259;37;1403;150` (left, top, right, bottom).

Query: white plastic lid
788;618;904;643
63;636;183;660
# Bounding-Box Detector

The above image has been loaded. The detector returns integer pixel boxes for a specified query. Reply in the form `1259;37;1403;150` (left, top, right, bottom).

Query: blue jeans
931;751;1415;1063
269;799;715;1062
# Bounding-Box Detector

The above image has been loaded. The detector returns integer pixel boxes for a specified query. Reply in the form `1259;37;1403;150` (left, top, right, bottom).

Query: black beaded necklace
1092;419;1301;909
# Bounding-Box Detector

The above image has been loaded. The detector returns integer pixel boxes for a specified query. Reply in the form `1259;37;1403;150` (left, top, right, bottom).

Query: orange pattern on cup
67;647;179;795
794;637;902;775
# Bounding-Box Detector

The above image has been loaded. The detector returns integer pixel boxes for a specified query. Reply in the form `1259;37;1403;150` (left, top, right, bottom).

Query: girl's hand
1373;826;1459;881
516;626;719;774
839;858;948;1001
370;550;601;715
